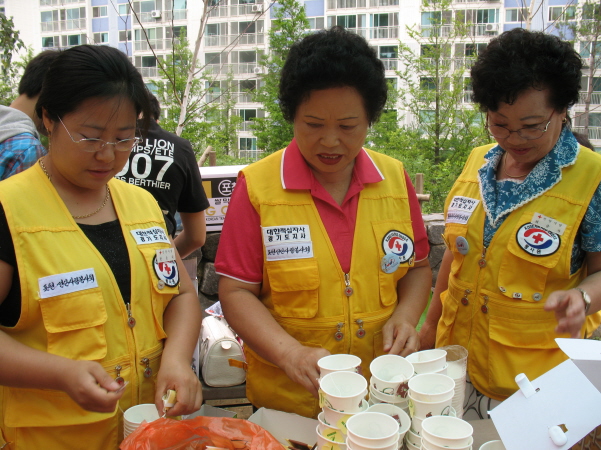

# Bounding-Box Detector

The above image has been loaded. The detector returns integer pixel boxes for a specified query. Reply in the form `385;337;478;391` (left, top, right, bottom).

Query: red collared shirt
215;140;429;283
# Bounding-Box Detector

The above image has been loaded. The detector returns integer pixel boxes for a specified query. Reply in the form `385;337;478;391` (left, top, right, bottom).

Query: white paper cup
420;416;473;447
365;403;411;440
439;345;468;378
422;435;473;450
346;435;399;450
316;426;347;449
406;427;422;446
406;439;421;450
432;363;448;375
320;371;368;413
317;420;346;442
123;403;160;438
319;354;362;378
479;440;506;450
369;355;414;395
322;399;368;431
370;382;409;404
408;373;455;402
406;350;447;374
408;392;454;419
411;415;424;434
346;412;400;448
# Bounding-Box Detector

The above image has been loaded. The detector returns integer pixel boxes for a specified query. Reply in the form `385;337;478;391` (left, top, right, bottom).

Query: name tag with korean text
262;224;312;245
39;268;98;299
532;212;566;236
265;242;314;261
155;248;177;263
446;196;480;225
131;226;170;245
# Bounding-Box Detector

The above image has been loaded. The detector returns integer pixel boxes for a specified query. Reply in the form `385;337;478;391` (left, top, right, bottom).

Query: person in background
0;50;58;179
419;28;601;419
0;45;202;449
216;27;431;419
116;94;209;258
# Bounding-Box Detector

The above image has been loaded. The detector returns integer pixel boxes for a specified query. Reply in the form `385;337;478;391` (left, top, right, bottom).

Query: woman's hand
544;289;587;338
61;359;123;413
382;318;420;357
155;360;202;417
417;320;437;350
279;345;331;398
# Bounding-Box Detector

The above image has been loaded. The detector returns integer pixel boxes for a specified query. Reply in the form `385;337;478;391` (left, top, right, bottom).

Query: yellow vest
437;144;601;400
243;148;415;418
0;164;178;450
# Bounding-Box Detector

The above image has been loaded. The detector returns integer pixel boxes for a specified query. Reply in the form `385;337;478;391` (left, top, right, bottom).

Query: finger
388;329;412;356
399;334;419;357
89;364;121;393
382;326;394;353
544;291;569;312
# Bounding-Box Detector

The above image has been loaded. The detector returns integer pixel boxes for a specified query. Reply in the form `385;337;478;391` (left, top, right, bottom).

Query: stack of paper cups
368;354;414;416
317;355;368;449
439;345;468;419
345;411;400;450
407;373;455;438
420;416;474;450
123;404;160;438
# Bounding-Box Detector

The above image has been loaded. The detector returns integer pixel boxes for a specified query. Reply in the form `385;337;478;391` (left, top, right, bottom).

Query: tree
555;1;601;138
251;0;310;154
390;0;489;211
0;14;26;106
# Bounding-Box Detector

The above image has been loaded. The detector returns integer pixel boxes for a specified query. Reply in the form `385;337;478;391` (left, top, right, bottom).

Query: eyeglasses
487;111;554;140
58;116;140;152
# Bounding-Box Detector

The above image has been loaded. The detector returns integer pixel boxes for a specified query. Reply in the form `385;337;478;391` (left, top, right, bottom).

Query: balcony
369;0;398;6
579;92;601;104
208;2;264;17
203;63;261;76
205;33;265;47
453;57;476;71
137;9;187;23
134;39;185;51
42;18;87;32
369;26;399;40
572;126;601;140
420;24;499;38
419;58;453;71
41;21;60;32
137;67;159;78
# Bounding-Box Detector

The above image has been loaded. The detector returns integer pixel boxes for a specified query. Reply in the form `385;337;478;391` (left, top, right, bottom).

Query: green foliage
251;0;310;154
0;14;26;106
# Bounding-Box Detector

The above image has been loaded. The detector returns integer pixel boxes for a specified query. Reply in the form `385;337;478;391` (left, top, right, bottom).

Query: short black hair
148;92;161;121
279;26;387;125
471;28;582;112
18;50;59;98
36;45;151;132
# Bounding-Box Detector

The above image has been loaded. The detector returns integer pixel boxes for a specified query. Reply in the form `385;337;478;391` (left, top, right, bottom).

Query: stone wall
195;213;447;307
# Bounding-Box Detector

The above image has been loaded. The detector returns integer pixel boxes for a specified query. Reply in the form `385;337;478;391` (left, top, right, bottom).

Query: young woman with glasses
419;28;601;420
0;45;202;449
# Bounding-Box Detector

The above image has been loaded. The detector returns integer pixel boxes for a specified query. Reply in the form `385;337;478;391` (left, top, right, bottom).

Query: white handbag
199;316;247;387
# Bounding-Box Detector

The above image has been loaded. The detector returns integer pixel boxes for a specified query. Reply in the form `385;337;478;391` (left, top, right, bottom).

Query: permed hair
471;28;582;113
279;26;387;125
36;45;151;132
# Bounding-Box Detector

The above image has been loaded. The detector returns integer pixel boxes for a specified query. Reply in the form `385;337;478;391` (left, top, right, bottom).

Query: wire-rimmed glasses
58;116;140;152
487;111;555;140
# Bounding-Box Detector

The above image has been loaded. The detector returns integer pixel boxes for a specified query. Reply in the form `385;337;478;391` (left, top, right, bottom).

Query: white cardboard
182;404;238;420
248;407;318;447
490;339;601;450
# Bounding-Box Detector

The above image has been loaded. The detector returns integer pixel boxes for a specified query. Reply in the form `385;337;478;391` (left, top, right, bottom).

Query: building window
583;3;601;20
119;30;132;41
380;45;397;59
140;0;156;13
93;6;108;17
142;55;157;67
118;4;131;14
549;6;575;21
464;43;486;56
372;13;388;27
337;15;357;28
94;32;109;43
42;36;58;48
505;8;526;22
205;52;221;64
240;109;257;121
239;51;256;63
67;34;82;46
420;77;437;91
308;17;325;29
240;137;257;151
422;11;442;26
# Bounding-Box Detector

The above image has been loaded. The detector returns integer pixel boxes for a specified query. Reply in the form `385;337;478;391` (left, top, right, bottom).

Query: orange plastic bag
119;416;284;450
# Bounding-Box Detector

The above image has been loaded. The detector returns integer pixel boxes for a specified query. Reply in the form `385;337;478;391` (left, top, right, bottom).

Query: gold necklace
39;158;111;219
502;152;529;179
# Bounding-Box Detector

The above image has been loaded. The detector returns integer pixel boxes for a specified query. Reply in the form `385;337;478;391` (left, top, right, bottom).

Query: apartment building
4;0;599;154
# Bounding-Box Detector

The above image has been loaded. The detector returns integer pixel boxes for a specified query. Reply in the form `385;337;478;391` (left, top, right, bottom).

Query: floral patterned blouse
478;127;601;274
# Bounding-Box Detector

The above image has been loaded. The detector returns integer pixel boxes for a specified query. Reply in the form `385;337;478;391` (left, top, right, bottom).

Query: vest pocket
487;301;566;399
497;212;565;302
442;223;468;275
435;279;465;347
266;258;320;318
39;288;107;360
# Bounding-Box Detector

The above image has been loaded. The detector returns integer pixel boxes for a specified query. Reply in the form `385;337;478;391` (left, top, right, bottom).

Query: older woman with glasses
0;45;202;449
419;28;601;418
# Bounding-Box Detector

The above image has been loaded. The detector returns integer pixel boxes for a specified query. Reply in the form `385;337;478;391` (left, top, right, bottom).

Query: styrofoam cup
421;416;473;447
346;412;399;447
408;373;455;402
479;440;506;450
322;399;368;431
318;354;362;378
369;355;414;396
406;349;447;374
408;392;453;419
320;371;368;413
